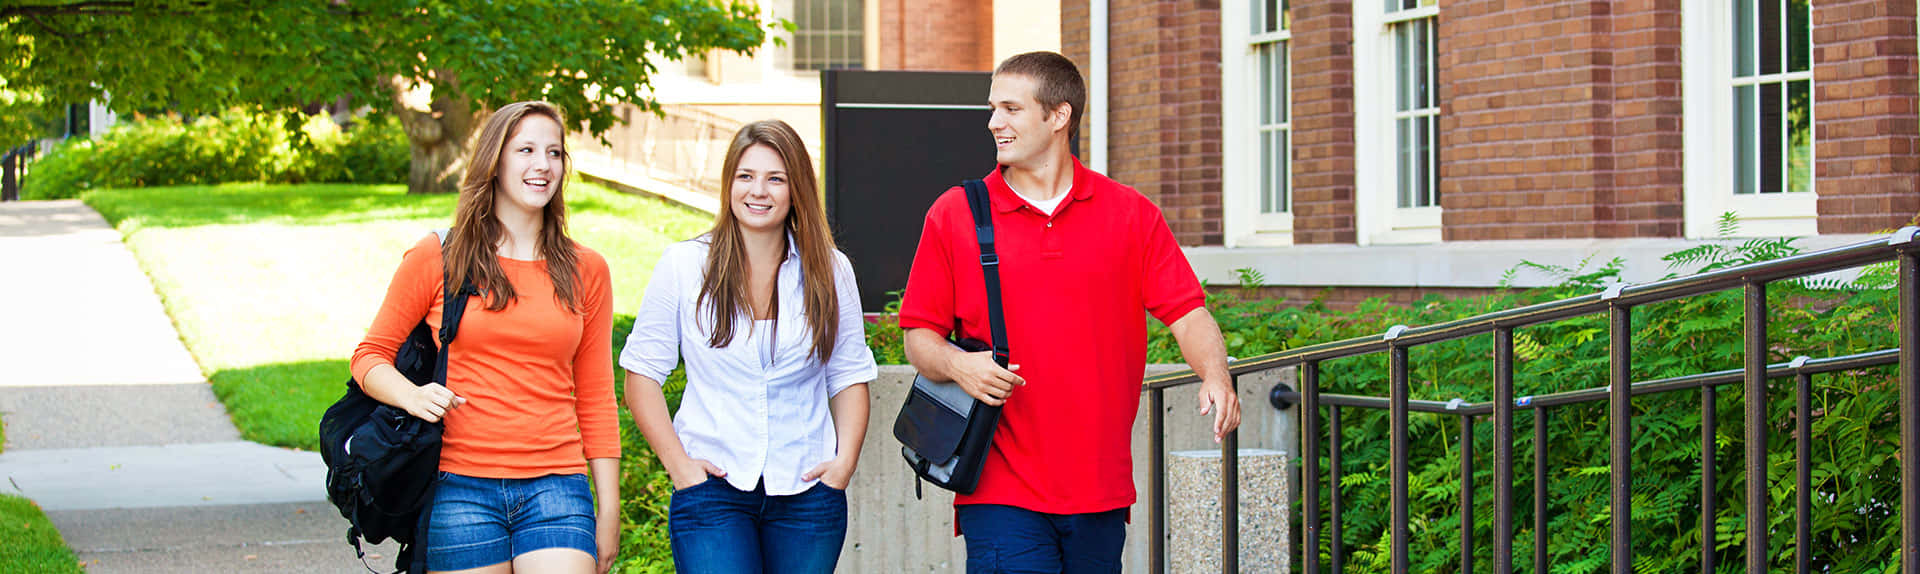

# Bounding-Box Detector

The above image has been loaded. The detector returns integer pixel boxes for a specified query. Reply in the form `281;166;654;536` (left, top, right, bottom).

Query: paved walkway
0;200;397;572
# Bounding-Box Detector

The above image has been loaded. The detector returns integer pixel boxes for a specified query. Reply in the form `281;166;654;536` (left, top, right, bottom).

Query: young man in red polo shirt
900;51;1242;573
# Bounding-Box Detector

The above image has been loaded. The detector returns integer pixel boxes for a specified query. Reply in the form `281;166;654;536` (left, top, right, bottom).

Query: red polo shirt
899;156;1206;516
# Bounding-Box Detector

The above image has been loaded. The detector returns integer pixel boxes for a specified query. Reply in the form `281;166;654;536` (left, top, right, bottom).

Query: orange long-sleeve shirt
351;234;620;478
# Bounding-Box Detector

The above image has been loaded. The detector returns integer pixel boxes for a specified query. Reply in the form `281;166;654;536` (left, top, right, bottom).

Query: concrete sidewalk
0;200;394;572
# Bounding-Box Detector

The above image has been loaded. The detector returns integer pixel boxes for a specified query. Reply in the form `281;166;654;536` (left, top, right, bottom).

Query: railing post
2;148;18;202
1795;367;1812;574
1460;414;1475;574
1534;408;1549;574
1390;331;1411;574
1151;387;1166;573
1701;384;1718;574
1302;361;1322;574
1330;405;1345;574
1745;282;1768;574
1221;374;1239;574
1609;302;1632;574
1494;327;1515;574
1900;245;1918;571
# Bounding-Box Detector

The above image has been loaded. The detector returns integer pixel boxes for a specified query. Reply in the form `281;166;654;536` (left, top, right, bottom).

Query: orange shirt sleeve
572;248;621;460
351;235;442;382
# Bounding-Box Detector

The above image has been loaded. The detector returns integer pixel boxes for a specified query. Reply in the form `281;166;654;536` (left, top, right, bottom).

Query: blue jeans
668;477;848;574
423;472;598;571
956;504;1127;574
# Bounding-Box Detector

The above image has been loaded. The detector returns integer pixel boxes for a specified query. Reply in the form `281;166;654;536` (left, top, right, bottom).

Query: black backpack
319;231;474;574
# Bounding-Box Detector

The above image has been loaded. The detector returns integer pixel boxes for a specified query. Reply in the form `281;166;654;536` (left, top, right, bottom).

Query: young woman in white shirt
619;119;877;574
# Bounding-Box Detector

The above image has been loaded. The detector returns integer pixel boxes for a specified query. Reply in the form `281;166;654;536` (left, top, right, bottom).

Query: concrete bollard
1167;448;1290;574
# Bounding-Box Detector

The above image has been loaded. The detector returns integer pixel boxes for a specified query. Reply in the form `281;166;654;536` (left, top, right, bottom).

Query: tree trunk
387;74;490;194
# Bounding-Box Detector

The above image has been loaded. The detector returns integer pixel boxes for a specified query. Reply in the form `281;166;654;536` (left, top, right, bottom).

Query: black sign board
823;70;997;313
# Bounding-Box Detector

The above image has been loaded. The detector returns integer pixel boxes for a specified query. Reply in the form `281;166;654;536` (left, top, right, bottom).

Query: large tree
0;0;770;193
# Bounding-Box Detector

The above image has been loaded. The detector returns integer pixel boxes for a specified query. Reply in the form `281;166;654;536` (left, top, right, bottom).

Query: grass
0;494;82;573
84;181;713;450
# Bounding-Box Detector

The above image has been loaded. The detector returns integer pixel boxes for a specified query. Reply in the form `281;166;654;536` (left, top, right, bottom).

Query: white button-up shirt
619;235;878;495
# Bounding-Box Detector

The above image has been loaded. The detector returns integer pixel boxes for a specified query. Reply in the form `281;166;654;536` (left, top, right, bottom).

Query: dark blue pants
956;504;1127;574
667;477;847;574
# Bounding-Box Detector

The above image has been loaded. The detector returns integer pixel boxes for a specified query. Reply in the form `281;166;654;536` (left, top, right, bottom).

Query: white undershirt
1007;180;1068;216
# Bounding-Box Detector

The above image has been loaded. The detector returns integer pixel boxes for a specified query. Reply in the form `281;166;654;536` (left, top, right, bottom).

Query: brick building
570;0;1056;208
1049;0;1918;298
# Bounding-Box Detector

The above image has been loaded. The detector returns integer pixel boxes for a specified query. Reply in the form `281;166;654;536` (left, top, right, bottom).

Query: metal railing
1;143;36;201
1140;228;1920;573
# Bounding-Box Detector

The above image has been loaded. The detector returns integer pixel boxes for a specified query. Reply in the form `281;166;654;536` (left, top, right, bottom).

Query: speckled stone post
1167;449;1290;574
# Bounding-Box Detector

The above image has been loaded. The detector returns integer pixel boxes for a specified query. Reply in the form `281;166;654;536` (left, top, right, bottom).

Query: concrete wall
838;364;1298;572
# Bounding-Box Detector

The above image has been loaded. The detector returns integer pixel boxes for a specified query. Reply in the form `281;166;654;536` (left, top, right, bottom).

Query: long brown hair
698;119;840;362
444;101;581;312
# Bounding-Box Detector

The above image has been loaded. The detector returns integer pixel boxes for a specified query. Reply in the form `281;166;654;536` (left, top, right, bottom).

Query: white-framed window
792;0;864;71
1223;0;1294;246
1391;10;1438;210
1683;0;1816;237
1353;0;1441;244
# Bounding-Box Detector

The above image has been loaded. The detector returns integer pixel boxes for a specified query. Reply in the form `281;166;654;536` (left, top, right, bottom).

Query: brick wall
1292;0;1358;244
1064;0;1225;246
1439;0;1683;240
1813;0;1920;232
877;0;994;71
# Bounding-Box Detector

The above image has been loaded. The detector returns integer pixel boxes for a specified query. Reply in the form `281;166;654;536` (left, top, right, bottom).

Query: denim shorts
424;472;597;571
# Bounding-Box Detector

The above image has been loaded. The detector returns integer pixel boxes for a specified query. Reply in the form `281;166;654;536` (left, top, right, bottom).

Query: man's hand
949;351;1024;406
400;383;465;422
1196;377;1242;443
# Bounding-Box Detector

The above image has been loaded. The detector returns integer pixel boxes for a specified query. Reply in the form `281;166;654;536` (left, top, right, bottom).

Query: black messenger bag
894;179;1009;497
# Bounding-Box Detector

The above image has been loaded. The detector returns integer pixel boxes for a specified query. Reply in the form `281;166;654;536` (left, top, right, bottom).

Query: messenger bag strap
961;180;1009;368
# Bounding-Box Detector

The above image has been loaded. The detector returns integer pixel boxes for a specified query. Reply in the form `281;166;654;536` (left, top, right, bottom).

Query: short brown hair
994;51;1088;143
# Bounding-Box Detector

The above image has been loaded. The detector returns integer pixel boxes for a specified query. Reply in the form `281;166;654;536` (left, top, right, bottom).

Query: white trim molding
1186;235;1881;289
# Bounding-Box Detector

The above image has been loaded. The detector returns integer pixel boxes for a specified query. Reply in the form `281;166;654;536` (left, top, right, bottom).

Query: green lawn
0;494;82;573
85;181;712;450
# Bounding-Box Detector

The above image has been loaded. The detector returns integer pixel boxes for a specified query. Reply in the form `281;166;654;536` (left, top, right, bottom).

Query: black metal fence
1139;228;1920;573
1;143;36;201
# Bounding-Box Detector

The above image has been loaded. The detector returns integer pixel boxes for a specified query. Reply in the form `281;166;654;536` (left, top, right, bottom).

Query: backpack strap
428;229;475;386
960;180;1009;368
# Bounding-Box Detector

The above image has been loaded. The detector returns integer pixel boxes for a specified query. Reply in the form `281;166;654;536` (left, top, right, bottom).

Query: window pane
1278;129;1292;212
1396;24;1411;112
1265;0;1280;33
1277;43;1290;123
1788;0;1809;72
1428;115;1441;205
1281;0;1291;31
1788;80;1811;193
1386;0;1398;15
1417;115;1433;207
1413;18;1428;108
1260;46;1273;124
1761;82;1783;194
1398;118;1414;207
1760;0;1781;75
1735;0;1754;77
1261;129;1274;212
1735;85;1756;194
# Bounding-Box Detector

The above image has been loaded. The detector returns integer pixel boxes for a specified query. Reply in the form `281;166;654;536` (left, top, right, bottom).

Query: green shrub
865;233;1900;573
21;112;407;199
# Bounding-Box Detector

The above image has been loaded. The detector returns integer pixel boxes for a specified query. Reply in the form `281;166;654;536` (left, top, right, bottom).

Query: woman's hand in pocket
667;458;725;491
802;456;858;490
